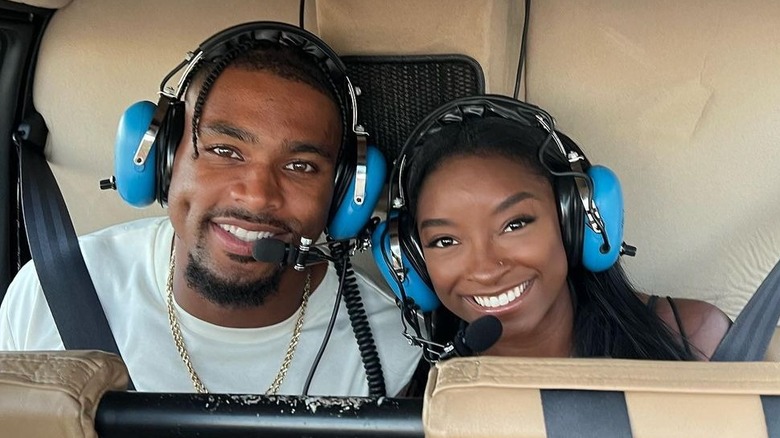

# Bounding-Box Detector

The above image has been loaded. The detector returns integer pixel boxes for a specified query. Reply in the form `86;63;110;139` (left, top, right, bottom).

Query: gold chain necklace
165;248;311;394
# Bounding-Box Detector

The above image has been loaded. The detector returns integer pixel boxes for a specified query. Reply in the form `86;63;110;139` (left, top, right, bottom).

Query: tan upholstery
525;1;780;322
30;0;780;335
10;1;780;435
424;356;780;438
766;328;780;361
0;350;129;438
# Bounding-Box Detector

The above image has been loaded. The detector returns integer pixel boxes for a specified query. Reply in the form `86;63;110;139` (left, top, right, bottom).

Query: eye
503;216;535;233
206;145;243;161
427;236;460;249
284;161;317;173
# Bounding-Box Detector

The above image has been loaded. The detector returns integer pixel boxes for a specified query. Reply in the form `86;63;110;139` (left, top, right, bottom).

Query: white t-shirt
0;217;421;396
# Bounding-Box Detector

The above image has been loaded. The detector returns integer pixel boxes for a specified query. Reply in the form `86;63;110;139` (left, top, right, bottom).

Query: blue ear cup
581;165;624;272
328;145;387;240
114;101;158;208
370;217;441;312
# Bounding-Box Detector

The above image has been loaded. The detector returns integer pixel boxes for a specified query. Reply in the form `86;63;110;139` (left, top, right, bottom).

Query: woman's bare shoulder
655;297;732;360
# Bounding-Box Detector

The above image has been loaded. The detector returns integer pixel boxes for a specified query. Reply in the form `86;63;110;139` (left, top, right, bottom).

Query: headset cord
329;240;387;397
513;0;531;99
301;257;346;395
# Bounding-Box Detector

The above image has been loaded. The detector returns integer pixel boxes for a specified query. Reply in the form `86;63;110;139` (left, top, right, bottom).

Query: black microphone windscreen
252;238;288;264
463;315;503;354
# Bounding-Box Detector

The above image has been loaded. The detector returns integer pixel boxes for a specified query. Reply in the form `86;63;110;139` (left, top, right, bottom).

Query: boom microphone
438;315;503;361
252;237;291;264
252;237;335;271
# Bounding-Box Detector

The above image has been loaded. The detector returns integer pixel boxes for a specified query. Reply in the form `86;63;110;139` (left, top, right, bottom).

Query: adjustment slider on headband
388;217;406;282
353;135;367;205
132;51;203;167
132;97;174;166
347;77;368;206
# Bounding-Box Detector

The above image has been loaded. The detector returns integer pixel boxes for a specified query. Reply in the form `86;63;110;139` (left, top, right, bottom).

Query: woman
383;96;731;361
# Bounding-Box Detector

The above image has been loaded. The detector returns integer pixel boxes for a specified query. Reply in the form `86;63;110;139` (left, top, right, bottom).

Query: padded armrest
0;350;129;438
424;356;780;438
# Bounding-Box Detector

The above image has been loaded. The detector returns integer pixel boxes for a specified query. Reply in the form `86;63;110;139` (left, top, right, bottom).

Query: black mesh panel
343;55;485;167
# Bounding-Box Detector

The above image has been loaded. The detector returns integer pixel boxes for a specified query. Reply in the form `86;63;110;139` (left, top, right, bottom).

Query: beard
184;250;284;308
183;208;297;308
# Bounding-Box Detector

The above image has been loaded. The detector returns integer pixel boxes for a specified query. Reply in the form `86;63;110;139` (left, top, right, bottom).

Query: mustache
203;208;299;234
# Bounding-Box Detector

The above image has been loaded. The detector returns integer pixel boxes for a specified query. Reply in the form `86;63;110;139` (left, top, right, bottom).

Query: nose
466;238;509;285
228;164;283;211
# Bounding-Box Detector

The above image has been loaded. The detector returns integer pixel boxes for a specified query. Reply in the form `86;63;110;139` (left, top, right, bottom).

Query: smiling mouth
218;224;277;242
472;280;533;308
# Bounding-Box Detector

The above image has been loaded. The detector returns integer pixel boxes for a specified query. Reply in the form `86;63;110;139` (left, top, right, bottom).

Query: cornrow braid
189;39;259;157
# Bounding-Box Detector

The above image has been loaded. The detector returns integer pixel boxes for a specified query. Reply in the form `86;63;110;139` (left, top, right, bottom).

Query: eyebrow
494;191;537;214
287;142;336;162
419;217;452;231
201;121;337;161
200;122;259;144
419;191;536;231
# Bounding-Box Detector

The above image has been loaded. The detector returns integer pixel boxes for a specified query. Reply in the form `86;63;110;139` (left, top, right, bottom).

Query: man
0;22;421;396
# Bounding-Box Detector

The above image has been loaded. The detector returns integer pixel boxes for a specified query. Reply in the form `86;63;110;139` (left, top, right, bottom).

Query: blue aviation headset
105;21;385;241
372;95;635;313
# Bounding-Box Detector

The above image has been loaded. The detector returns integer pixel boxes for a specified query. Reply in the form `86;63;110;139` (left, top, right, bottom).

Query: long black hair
405;117;695;360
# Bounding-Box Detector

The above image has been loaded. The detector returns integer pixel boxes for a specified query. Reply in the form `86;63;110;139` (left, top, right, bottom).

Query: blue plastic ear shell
114;101;158;208
370;218;440;312
581;165;624;272
328;145;387;240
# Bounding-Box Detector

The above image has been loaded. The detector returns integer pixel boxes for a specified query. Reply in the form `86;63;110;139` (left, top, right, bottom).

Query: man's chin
186;252;283;308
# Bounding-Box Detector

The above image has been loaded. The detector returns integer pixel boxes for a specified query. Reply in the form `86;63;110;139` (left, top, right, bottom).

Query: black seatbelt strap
15;119;134;390
764;395;780;437
541;389;632;438
712;257;780;361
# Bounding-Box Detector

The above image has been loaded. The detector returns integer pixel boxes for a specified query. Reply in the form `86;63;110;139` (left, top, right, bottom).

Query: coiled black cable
328;240;387;397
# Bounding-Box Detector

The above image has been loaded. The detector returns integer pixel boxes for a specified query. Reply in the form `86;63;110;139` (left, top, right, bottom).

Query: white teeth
472;281;531;308
218;224;274;242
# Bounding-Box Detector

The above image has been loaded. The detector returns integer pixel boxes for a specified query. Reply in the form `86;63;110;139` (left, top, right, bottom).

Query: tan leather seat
0;351;129;438
424;356;780;438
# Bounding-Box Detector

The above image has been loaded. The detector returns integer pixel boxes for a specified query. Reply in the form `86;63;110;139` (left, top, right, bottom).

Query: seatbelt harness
15;117;134;390
712;256;780;361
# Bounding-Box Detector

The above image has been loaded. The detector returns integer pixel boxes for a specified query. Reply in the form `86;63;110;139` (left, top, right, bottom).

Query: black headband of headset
169;21;349;99
205;23;346;81
390;94;567;211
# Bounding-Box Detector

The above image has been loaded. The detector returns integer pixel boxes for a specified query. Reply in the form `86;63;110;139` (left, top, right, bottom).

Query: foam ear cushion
370;217;440;312
114;101;158;208
156;101;185;206
554;174;584;268
581;165;624;272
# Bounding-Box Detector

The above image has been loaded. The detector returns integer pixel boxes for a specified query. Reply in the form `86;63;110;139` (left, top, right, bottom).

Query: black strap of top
646;295;659;311
646;294;693;356
666;296;693;356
